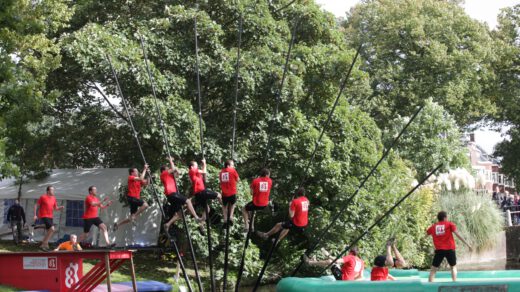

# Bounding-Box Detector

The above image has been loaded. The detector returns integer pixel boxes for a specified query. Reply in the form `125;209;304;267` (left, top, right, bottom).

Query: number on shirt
259;182;268;192
221;172;230;182
354;260;362;272
435;224;446;235
301;201;309;211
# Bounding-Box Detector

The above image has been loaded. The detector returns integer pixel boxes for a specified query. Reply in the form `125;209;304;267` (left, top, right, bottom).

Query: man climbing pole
257;187;309;243
113;165;149;231
161;157;202;231
219;159;240;226
241;168;272;232
189;158;222;221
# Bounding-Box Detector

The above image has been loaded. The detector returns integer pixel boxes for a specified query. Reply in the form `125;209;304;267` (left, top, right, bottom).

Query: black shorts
166;192;188;215
245;201;267;212
127;196;144;214
222;195;237;206
41;217;53;230
432;249;457;267
83;217;103;233
281;220;305;233
194;189;218;206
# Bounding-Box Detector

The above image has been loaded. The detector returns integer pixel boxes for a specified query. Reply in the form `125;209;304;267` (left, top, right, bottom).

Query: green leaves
344;0;497;127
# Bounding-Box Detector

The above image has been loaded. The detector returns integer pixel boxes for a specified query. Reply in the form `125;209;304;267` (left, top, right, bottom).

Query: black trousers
10;220;23;244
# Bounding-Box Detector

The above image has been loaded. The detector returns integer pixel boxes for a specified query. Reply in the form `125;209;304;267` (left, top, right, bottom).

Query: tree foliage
492;5;520;183
344;0;497;127
385;99;470;179
0;0;515;284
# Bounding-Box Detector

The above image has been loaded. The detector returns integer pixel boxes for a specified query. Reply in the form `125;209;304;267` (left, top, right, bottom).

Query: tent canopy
0;169;128;200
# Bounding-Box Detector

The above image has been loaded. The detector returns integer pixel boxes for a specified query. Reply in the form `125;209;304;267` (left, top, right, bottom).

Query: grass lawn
0;240;204;291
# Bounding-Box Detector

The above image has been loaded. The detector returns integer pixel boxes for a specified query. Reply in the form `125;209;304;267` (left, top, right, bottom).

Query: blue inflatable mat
119;280;172;291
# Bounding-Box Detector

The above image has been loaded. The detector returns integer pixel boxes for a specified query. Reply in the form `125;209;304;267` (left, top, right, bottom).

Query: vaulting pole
106;55;193;292
291;104;425;276
194;7;215;291
235;210;255;291
138;35;203;292
319;164;443;274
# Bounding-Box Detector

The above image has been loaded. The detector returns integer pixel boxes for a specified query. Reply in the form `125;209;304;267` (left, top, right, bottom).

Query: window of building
65;200;84;227
492;172;498;183
3;199;16;224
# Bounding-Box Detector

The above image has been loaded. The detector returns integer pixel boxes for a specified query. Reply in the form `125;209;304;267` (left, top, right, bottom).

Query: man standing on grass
427;211;472;282
7;199;26;244
34;186;64;251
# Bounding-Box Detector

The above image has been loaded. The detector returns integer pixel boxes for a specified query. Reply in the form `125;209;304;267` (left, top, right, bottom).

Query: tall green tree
344;0;497;127
0;0;73;178
492;5;520;183
385;99;470;179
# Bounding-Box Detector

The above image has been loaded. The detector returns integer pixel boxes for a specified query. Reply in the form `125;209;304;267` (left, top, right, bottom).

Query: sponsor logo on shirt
435;224;446;236
221;172;230;182
354;259;362;272
259;182;268;192
301;201;309;211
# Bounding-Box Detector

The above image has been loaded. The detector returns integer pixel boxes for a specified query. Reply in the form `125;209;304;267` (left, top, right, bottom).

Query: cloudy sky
314;0;518;153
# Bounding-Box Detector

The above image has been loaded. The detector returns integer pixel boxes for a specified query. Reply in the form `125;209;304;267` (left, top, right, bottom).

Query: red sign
23;257;57;270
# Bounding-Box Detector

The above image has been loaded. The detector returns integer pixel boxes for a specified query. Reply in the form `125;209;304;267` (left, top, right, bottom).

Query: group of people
32;158;310;251
303;211;472;282
28;159;471;283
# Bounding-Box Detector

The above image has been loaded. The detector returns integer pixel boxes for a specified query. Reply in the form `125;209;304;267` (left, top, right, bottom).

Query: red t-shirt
83;194;100;219
370;267;389;281
251;177;272;207
219;167;239;197
189;168;205;194
290;196;309;227
427;221;457;250
160;170;178;195
37;194;57;219
127;176;145;199
341;255;365;281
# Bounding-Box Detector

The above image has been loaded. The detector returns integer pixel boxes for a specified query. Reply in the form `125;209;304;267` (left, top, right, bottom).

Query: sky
315;0;519;153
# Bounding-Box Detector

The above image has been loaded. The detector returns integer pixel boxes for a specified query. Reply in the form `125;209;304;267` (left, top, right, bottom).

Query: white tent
0;169;161;247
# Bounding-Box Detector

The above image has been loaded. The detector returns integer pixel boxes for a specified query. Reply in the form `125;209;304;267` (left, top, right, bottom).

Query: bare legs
164;198;203;231
242;209;254;231
429;265;457;282
79;223;111;246
223;203;236;223
258;222;290;242
40;226;55;249
114;202;149;230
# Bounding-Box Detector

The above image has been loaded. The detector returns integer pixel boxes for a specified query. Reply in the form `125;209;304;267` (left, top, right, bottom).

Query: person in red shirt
219;159;240;226
114;165;149;231
189;159;222;221
161;157;201;231
241;168;272;232
257;187;309;243
33;186;65;251
370;255;395;281
427;211;472;282
304;246;365;281
78;186;114;248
